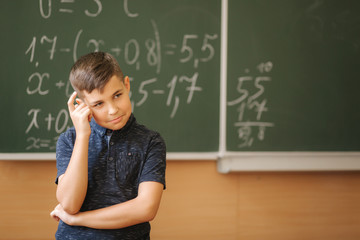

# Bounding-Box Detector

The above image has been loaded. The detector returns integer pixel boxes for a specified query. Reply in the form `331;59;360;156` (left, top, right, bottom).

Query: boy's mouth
109;115;122;123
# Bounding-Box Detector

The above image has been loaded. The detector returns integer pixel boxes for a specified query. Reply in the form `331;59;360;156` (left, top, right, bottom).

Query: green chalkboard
0;0;220;153
226;0;360;151
2;0;360;157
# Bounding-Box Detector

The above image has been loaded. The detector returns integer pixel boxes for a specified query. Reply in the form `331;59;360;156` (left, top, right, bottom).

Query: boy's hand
68;92;92;137
50;204;77;226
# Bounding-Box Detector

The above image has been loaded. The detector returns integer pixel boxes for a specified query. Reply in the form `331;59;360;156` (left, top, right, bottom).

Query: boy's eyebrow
112;89;123;96
89;89;124;105
89;99;103;106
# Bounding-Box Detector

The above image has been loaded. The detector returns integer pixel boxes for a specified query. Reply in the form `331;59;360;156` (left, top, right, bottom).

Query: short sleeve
139;133;166;189
55;130;75;184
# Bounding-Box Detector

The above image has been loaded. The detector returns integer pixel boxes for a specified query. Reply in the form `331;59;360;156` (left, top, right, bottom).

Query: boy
50;52;166;240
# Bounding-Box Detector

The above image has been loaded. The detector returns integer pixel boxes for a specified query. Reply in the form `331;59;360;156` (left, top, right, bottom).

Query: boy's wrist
70;212;82;226
76;132;91;139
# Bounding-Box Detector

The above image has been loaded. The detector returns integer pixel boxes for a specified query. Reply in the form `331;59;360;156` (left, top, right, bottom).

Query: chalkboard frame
217;152;360;173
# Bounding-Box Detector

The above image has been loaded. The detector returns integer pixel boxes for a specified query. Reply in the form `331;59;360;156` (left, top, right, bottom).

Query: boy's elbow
142;202;160;222
143;210;157;222
56;193;81;215
62;204;80;215
57;196;81;215
148;212;157;222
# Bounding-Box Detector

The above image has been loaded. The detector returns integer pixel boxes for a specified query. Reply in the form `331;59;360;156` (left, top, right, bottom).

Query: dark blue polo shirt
55;114;166;240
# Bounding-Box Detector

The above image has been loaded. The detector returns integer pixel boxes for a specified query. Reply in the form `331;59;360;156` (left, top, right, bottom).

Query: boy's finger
50;210;58;220
75;98;83;105
67;91;78;112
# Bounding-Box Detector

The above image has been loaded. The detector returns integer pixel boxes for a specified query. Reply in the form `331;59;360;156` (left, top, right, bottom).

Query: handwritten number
180;35;198;63
179;72;201;104
25;37;36;63
136;78;157;107
227;77;252;106
39;0;51;19
200;34;218;62
145;39;157;67
125;39;140;65
40;36;57;60
248;77;271;103
85;0;102;17
55;109;69;134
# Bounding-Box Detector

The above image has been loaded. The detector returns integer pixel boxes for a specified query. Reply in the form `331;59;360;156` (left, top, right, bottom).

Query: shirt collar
90;114;135;137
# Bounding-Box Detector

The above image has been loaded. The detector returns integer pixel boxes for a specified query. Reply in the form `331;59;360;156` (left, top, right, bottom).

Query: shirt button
109;157;114;161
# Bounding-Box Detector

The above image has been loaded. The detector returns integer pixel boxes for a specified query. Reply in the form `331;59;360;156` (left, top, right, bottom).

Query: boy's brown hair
69;52;124;98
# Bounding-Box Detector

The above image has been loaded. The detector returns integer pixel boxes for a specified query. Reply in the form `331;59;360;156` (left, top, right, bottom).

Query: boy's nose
108;103;119;115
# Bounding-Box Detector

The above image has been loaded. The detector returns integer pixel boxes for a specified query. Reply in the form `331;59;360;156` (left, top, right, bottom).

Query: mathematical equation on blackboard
227;62;274;148
24;0;219;151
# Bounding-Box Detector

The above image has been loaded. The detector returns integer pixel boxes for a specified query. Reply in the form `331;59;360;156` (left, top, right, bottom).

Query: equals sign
39;139;51;148
152;90;165;94
59;0;74;13
165;44;176;55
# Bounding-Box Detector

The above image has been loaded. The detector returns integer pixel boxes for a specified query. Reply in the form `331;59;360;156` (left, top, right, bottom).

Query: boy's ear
124;76;130;91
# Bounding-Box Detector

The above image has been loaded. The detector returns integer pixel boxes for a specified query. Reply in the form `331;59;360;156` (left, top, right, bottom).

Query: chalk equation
23;0;219;151
39;0;140;19
228;62;274;148
25;30;217;72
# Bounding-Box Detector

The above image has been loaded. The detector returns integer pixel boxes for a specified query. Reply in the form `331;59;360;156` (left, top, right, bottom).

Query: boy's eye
94;102;103;107
114;93;122;98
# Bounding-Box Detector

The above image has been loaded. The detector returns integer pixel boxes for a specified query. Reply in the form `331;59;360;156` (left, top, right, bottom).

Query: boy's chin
103;123;125;131
99;120;128;131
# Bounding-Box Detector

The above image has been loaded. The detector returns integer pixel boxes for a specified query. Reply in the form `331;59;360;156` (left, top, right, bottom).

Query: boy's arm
51;181;164;229
56;92;92;214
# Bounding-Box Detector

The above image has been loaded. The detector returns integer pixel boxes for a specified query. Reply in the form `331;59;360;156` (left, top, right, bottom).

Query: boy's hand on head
68;92;92;137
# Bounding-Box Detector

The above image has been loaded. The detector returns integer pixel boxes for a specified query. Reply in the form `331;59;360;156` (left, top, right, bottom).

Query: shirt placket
105;130;116;177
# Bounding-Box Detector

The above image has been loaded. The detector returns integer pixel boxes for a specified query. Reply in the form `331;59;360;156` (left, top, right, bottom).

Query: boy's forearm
56;135;90;214
73;198;152;229
70;182;163;229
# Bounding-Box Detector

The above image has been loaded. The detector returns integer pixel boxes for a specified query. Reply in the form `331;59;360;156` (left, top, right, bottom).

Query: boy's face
82;75;132;130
